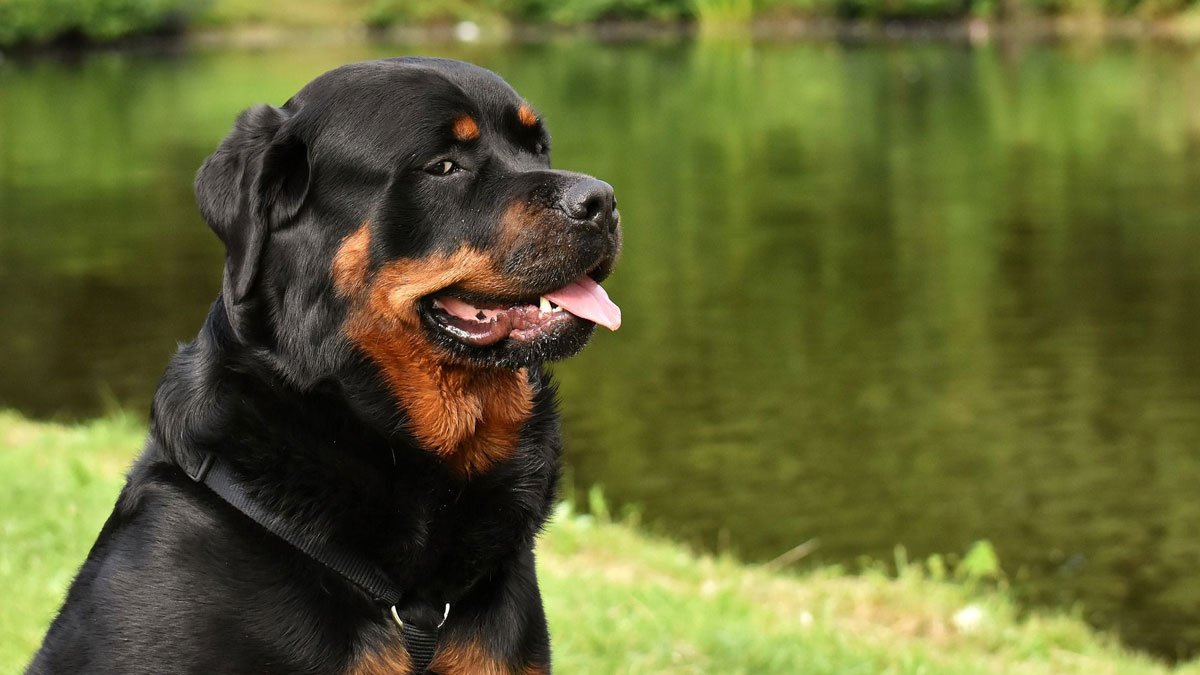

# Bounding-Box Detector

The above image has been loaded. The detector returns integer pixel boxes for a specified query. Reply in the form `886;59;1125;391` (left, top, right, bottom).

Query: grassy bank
0;412;1196;673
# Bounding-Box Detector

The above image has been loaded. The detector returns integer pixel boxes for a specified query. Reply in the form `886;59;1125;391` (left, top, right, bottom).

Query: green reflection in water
2;39;1200;659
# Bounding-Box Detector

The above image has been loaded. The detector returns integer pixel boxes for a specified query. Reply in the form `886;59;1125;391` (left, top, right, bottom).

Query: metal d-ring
390;603;451;630
390;605;405;629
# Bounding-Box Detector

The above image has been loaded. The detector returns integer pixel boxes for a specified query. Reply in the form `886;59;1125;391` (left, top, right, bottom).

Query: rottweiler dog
29;57;621;674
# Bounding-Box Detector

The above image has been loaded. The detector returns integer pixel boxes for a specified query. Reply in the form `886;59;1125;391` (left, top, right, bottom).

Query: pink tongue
545;276;622;331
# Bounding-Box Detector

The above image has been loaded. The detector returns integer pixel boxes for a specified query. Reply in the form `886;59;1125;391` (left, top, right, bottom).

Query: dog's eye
428;160;460;176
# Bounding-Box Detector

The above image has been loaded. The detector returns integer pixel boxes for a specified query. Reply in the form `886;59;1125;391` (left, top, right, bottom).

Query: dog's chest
385;461;549;584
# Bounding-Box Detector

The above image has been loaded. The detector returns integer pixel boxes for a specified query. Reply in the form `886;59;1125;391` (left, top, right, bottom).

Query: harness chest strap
183;452;447;674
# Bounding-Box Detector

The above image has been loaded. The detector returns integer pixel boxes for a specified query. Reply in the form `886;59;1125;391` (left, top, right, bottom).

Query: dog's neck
150;301;387;479
151;299;540;482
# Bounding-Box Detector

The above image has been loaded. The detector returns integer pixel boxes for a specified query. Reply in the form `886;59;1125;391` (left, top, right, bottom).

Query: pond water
3;37;1200;659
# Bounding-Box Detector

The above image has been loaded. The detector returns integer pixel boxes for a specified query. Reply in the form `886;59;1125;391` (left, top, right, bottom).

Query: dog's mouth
421;272;621;348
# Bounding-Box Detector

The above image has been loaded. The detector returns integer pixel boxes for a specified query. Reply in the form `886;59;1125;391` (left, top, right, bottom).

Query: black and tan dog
29;57;621;674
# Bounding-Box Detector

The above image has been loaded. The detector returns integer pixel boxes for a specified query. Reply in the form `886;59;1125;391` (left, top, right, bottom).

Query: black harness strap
189;454;402;606
394;606;443;673
185;453;445;674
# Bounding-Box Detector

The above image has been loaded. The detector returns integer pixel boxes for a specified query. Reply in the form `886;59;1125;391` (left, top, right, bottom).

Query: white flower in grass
952;604;986;633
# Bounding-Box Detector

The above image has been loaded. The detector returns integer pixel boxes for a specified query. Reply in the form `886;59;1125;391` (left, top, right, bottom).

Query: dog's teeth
539;296;551;313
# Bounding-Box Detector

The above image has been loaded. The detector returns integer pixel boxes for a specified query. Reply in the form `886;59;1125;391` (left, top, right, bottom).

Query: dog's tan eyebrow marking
517;104;538;128
452;114;480;142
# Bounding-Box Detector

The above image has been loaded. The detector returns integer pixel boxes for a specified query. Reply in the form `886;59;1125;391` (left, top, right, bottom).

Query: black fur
28;57;621;674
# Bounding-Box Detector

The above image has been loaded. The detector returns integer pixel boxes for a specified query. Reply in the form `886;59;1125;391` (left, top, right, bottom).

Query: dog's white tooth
540;296;551;313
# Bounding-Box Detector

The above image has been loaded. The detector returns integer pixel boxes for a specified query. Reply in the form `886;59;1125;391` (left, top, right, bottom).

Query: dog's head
197;57;621;370
193;58;621;462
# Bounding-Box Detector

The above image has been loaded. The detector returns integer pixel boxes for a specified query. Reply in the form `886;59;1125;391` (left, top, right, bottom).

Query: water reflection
2;39;1199;658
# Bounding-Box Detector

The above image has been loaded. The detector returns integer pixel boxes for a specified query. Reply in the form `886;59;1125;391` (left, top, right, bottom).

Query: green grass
1;411;1196;674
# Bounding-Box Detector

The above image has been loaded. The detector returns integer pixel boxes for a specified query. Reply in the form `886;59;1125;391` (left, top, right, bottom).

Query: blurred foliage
363;0;694;27
8;0;1200;47
357;0;1194;24
359;0;1200;24
195;0;373;28
0;0;205;46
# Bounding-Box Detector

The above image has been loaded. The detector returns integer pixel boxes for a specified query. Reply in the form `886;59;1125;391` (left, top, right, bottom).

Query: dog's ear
195;104;310;305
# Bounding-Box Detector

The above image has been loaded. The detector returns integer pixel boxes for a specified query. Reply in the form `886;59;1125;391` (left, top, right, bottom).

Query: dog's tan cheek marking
517;105;537;128
335;226;534;475
497;199;577;275
495;200;540;254
452;115;480;142
333;223;372;296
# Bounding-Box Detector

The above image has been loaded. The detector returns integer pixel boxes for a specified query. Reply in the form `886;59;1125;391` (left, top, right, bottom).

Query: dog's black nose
559;177;616;229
